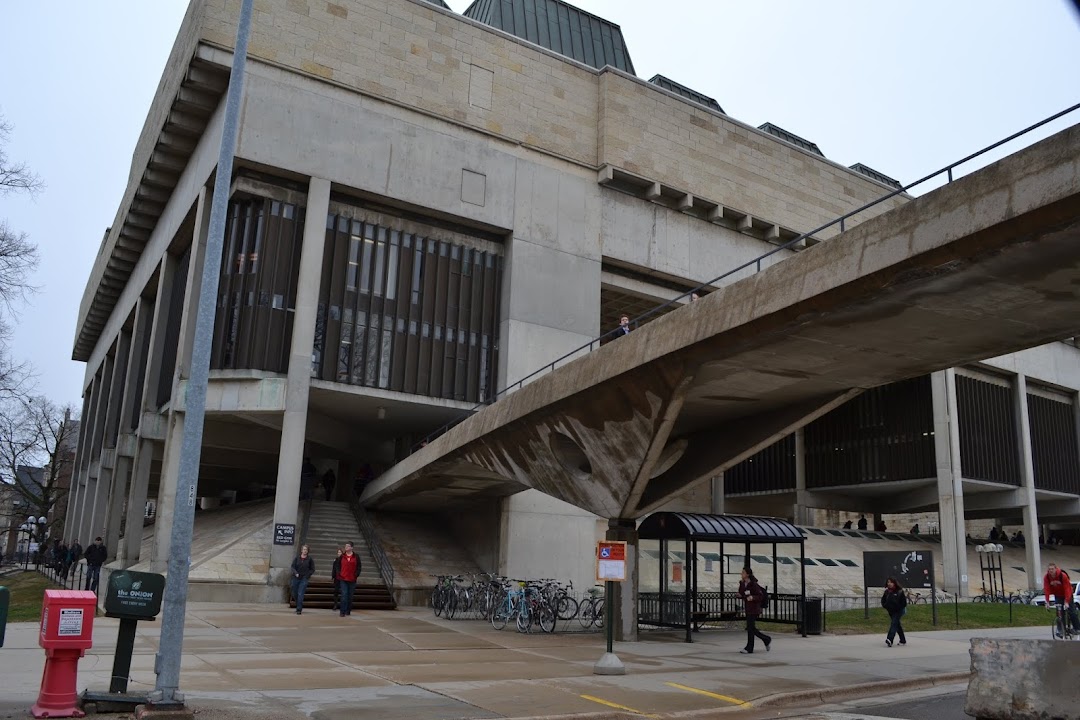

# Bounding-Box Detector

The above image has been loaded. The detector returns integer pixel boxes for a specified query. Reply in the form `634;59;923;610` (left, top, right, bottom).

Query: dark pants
338;580;355;615
85;564;101;593
887;612;906;643
290;577;310;612
745;615;770;652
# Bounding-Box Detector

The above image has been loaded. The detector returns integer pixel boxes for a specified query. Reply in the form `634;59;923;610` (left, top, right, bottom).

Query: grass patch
823;602;1053;634
0;571;52;622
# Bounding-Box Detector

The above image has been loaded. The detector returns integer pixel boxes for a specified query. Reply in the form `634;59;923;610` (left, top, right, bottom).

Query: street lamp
975;543;1004;600
22;515;46;570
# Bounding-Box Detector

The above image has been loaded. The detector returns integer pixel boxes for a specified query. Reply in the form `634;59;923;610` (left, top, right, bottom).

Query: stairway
289;499;395;611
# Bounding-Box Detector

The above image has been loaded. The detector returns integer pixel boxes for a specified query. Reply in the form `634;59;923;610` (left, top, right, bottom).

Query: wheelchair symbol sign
600;547;611;559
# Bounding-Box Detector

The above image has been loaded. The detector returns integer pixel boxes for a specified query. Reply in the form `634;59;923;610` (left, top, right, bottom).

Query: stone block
966;638;1080;720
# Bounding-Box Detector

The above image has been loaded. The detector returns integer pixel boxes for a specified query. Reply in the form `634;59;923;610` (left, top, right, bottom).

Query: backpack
760;585;770;610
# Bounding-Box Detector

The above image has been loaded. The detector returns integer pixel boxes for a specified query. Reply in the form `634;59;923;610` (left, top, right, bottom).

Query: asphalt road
848;691;969;720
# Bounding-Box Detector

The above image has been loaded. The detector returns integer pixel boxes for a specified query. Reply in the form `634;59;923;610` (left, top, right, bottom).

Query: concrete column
270;177;331;574
103;457;131;563
607;518;638;642
1013;374;1042;588
78;356;113;544
64;388;94;543
710;473;725;515
120;438;156;567
793;429;809;525
91;331;130;549
931;369;969;596
150;188;211;572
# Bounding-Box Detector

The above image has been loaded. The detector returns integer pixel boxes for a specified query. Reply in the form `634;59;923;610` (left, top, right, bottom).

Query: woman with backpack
738;567;771;654
881;576;908;647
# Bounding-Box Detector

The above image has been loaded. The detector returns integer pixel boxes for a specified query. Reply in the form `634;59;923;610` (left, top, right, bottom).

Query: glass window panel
360;233;374;293
411;248;423;305
338;322;352;382
373;227;387;297
379;316;392;388
283;203;294;220
325;213;335;230
365;315;380;386
347;235;360;290
386;234;399;300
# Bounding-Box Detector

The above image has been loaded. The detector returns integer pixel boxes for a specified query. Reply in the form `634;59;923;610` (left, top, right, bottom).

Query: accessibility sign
596;541;627;582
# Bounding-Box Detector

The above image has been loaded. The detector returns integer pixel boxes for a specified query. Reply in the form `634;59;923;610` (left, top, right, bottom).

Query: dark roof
638;512;805;543
14;465;45;502
648;75;723;113
757;122;824;157
424;0;452;8
463;0;635;74
849;162;902;190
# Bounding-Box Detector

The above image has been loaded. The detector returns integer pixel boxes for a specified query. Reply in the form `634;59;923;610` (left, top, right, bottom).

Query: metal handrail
349;497;394;591
412;102;1080;452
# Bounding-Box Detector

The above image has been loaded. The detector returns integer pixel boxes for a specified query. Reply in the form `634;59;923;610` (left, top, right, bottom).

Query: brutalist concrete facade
68;0;1080;602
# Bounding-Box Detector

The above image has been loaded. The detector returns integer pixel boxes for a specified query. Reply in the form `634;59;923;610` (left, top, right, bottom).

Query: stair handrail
349;496;394;592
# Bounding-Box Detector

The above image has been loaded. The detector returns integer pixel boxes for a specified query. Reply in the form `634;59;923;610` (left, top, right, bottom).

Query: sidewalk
0;602;1041;719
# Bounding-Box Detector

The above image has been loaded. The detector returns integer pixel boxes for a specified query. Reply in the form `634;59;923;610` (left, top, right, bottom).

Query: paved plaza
1;601;1049;719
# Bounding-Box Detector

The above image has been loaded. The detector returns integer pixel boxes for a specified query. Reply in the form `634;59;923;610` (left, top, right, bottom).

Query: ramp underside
363;124;1080;519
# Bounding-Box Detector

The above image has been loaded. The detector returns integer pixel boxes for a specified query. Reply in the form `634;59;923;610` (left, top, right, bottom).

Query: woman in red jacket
738;567;771;654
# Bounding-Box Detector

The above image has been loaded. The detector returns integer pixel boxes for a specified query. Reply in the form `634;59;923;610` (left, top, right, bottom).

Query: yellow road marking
664;681;752;707
579;694;659;718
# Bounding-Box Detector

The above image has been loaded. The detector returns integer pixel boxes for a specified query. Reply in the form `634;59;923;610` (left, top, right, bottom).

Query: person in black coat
290;545;315;615
331;547;343;611
881;576;908;647
738;567;771;654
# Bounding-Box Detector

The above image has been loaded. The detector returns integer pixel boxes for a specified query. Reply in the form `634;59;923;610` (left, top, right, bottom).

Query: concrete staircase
290;499;394;610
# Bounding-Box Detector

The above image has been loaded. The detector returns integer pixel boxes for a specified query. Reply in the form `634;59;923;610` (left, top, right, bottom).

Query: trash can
802;598;822;635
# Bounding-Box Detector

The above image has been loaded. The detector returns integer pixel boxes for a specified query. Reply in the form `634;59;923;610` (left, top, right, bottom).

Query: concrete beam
635;388;863;516
644;182;661;201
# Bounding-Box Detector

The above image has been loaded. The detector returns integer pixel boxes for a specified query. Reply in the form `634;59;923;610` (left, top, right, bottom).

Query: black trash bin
802;598;822;635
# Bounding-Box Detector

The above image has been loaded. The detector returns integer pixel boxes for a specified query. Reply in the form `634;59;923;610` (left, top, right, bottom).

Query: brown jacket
739;578;764;617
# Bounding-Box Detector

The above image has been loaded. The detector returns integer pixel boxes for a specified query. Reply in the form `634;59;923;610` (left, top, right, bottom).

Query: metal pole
150;0;254;705
605;580;614;653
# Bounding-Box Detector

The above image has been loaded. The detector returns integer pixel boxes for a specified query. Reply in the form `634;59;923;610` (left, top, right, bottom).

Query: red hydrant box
39;590;96;652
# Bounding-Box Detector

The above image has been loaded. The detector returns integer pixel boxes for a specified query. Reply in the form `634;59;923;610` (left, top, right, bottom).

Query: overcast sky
1;0;1078;409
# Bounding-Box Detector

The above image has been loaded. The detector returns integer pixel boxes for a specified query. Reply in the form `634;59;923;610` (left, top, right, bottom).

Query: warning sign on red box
596;541;627;582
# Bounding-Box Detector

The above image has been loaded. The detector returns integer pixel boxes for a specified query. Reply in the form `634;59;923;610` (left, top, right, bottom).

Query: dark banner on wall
863;550;934;590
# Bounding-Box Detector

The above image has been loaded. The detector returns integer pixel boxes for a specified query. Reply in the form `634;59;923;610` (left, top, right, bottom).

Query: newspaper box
33;589;96;718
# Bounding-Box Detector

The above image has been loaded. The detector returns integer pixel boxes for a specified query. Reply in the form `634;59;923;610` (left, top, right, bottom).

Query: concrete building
69;0;1079;604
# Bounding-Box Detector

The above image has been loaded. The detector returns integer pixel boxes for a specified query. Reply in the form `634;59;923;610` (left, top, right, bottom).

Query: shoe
885;640;893;647
765;639;771;652
295;610;301;615
899;641;906;646
739;649;752;654
340;612;346;617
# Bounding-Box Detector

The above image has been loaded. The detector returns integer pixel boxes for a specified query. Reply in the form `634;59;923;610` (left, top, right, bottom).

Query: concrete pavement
0;602;1047;719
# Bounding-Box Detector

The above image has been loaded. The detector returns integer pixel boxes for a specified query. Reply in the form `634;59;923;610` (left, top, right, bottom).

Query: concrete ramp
364;123;1080;520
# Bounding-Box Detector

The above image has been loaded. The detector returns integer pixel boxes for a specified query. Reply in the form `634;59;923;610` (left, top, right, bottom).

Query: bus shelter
637;512;807;642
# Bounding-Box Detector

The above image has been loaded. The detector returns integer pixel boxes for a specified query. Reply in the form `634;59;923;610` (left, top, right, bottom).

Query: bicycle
1051;603;1078;641
578;585;605;629
904;590;925;606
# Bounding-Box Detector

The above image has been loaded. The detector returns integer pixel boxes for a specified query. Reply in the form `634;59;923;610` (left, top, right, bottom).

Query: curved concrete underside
363;123;1080;519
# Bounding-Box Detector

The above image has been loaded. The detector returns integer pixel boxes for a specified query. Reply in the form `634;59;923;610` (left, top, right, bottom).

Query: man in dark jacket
84;537;107;593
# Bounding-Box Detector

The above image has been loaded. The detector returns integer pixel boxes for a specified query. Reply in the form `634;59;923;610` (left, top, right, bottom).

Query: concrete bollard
966;638;1080;720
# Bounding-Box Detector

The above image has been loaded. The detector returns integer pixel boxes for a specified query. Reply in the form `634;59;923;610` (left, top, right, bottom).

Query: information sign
596;541;627;582
273;523;296;546
105;570;166;619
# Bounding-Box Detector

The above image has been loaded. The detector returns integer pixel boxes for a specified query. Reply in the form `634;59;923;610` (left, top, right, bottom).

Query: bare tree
0;397;79;544
0;113;41;400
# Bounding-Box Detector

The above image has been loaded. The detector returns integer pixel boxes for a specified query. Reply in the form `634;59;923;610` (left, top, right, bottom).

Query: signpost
82;571;166;711
593;541;626;676
862;550;937;625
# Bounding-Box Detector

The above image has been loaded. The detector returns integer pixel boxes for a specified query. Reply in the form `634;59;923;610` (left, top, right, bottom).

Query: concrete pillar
607;518;638;642
710;473;725;515
931;369;969;596
793;429;809;525
150;188;211;571
78;355;113;544
120;439;155;567
65;388;94;543
1013;374;1042;588
103;456;131;563
270;177;331;575
90;330;130;548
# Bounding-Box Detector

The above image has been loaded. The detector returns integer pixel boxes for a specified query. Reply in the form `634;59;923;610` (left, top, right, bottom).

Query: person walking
290;545;315;615
881;577;908;647
321;469;336;502
331;547;343;611
738;567;771;654
337;542;360;617
84;537;107;593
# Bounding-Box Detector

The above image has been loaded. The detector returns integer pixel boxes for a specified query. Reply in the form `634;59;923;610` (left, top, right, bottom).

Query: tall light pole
150;0;254;707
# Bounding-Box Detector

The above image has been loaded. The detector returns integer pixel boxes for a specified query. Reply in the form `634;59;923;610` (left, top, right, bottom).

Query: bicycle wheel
491;598;510;630
595;599;604;629
578;599;596;628
516;603;531;633
539;605;556;633
432;587;445;617
445;590;458;620
556;594;578;621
